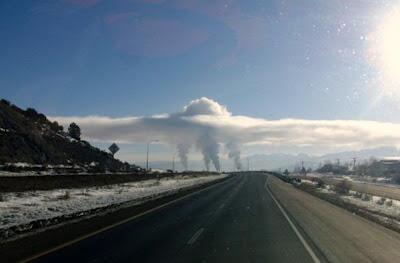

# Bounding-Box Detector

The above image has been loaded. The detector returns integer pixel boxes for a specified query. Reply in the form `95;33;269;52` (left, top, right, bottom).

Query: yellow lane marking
20;177;233;263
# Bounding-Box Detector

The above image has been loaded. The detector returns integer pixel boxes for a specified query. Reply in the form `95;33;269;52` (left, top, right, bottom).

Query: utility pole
172;151;177;172
146;140;158;172
352;157;357;170
146;142;149;171
247;157;250;171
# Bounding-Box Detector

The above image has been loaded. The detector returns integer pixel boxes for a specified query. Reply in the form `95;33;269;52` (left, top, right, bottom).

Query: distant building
379;157;400;174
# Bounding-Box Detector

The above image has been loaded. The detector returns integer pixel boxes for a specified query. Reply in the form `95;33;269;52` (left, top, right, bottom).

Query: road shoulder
267;175;400;263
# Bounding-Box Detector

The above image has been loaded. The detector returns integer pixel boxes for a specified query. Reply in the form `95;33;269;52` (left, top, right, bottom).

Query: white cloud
50;97;400;170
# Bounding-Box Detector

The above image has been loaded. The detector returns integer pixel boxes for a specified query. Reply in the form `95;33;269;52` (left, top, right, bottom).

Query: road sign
108;143;120;156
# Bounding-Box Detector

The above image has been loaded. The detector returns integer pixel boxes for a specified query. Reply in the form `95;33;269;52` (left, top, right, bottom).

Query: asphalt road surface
32;174;314;263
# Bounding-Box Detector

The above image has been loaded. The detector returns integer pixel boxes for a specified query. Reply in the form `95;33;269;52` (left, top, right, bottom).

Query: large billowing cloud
51;97;400;171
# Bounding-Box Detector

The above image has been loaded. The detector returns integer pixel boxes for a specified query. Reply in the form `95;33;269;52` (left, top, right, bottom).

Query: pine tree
68;122;81;140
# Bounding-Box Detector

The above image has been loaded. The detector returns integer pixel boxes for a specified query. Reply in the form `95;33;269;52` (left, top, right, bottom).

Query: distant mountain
233;153;315;171
245;147;400;171
0;99;127;170
138;153;314;172
319;147;400;162
143;147;400;172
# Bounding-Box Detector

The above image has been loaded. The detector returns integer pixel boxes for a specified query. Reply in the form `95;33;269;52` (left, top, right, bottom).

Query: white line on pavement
187;228;204;245
265;180;321;263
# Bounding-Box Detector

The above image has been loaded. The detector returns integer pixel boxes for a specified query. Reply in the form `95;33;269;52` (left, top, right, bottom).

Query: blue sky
2;0;400;168
1;0;390;118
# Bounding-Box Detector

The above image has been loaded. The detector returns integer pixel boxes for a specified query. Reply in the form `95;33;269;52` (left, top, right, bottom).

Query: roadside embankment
0;174;229;242
295;174;400;201
0;171;220;193
326;178;400;201
0;174;233;262
295;176;400;233
267;175;400;263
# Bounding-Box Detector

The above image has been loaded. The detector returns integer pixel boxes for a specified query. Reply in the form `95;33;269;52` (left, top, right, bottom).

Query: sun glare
369;6;400;96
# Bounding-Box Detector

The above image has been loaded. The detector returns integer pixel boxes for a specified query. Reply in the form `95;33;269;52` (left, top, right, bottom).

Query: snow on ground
0;174;227;230
300;179;318;185
0;171;44;177
319;185;335;194
305;173;326;178
342;194;400;218
0;171;134;177
317;183;400;219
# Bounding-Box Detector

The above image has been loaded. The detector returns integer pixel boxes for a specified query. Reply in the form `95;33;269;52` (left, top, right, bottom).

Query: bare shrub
334;179;351;194
312;178;325;188
81;189;90;196
376;197;386;205
58;191;70;200
351;191;362;198
361;193;371;201
385;199;393;207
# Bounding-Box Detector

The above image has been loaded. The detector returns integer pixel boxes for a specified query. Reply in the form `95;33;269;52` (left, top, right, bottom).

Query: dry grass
361;193;372;201
333;179;352;194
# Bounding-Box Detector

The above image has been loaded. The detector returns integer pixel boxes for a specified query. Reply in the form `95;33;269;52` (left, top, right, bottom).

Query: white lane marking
265;180;321;263
187;228;204;245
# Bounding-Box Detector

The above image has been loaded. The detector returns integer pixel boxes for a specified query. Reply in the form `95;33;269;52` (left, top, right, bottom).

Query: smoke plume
196;130;220;171
51;97;400;171
177;143;190;170
226;142;242;170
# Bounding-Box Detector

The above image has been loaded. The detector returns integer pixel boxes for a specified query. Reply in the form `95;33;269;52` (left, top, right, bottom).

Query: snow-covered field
299;179;318;185
0;174;227;232
0;170;52;177
343;192;400;218
307;172;394;185
315;184;400;220
296;176;400;232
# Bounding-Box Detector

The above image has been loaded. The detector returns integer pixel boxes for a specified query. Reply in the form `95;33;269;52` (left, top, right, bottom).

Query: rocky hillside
0;99;126;170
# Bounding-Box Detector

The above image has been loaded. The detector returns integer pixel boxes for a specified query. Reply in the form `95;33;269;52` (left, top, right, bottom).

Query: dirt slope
0;99;125;169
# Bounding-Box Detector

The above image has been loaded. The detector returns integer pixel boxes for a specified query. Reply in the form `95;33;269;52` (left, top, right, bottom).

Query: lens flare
368;6;400;97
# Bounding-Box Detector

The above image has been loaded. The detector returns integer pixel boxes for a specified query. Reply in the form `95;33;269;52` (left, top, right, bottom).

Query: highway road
31;174;315;263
